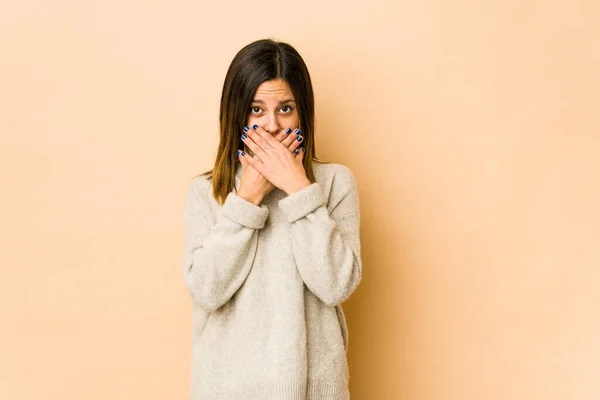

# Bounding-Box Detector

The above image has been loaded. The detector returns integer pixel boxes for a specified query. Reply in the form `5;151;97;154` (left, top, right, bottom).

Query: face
246;78;299;137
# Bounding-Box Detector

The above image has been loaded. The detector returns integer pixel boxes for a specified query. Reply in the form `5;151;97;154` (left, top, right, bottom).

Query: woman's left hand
241;124;312;195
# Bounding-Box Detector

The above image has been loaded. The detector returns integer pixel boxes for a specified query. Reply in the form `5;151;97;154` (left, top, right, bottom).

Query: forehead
253;78;294;99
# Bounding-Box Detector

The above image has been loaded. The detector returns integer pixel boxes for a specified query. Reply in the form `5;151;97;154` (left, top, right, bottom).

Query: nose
263;113;280;136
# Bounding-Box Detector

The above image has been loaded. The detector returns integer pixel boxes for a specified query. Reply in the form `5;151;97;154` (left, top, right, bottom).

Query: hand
239;124;311;196
237;126;305;204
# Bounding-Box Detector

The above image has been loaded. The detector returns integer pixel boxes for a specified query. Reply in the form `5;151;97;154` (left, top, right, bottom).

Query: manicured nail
294;128;301;135
285;128;292;134
241;151;246;156
296;136;303;142
236;150;240;156
301;147;305;152
243;126;249;132
241;134;247;140
252;124;258;130
293;149;299;155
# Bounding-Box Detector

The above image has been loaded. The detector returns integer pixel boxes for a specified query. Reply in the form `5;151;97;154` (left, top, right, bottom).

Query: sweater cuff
278;182;325;223
223;191;269;229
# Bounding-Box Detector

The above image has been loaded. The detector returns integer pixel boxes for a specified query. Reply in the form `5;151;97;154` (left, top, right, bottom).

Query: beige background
1;0;599;399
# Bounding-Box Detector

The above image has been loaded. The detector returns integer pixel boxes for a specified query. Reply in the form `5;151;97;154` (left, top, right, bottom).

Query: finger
250;125;299;154
281;128;302;149
239;149;263;174
241;129;267;162
289;130;304;152
275;127;302;155
274;127;294;143
292;146;305;159
248;124;283;153
236;150;247;168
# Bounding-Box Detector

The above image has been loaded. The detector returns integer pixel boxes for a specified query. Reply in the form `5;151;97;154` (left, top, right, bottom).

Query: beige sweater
182;160;362;399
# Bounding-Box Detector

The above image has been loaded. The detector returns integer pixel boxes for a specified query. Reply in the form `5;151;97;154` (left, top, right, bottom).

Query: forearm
288;207;362;306
184;217;260;312
278;171;362;306
183;186;269;312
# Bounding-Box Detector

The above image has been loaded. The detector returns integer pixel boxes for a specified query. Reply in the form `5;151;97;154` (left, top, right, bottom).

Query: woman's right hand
236;127;304;205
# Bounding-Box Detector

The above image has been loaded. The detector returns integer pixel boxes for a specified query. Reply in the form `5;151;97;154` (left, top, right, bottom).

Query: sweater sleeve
277;165;362;306
182;180;269;312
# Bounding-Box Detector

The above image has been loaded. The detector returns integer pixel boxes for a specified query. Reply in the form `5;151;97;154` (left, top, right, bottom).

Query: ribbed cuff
278;182;325;223
222;191;269;229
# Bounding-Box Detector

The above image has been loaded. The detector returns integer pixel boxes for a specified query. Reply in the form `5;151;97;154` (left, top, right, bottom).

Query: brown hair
192;38;330;205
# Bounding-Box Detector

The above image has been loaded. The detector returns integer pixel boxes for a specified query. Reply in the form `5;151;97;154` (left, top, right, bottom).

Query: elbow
190;285;221;312
320;293;345;307
189;283;223;313
195;297;221;313
317;259;363;307
183;266;223;313
321;277;361;307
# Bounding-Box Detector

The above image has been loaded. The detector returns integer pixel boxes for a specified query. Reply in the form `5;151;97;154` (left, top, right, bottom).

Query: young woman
182;38;362;400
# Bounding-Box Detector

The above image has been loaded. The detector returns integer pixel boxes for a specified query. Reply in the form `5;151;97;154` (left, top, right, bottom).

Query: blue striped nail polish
243;126;249;132
241;151;246;156
296;136;303;142
252;124;258;130
241;134;247;140
293;149;299;155
294;128;301;135
236;150;240;156
285;128;292;134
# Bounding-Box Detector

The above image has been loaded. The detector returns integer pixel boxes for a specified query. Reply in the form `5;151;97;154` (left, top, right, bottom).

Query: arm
278;166;362;307
182;180;269;312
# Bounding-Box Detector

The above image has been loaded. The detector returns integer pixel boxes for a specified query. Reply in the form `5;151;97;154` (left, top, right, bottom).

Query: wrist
284;178;312;196
236;188;263;206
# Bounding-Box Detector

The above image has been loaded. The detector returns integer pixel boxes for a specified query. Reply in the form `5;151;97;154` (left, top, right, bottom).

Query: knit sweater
181;160;362;400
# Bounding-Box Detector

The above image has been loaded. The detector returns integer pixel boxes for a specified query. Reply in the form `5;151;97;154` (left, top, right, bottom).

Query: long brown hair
193;38;330;205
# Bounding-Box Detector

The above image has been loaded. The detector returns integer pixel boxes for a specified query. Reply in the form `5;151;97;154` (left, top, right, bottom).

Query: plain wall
1;0;599;399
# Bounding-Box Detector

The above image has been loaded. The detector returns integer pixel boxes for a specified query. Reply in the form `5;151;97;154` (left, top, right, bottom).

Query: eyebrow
251;99;296;105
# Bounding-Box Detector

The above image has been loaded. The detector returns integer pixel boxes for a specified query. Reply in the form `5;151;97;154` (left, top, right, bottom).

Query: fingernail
252;124;258;130
243;126;249;132
297;136;303;142
241;134;247;140
293;149;299;155
236;150;240;156
301;147;305;152
285;128;292;134
294;128;301;135
241;151;246;156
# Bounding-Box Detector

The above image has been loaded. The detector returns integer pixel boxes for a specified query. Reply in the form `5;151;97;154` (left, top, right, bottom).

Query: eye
250;106;262;114
281;105;293;113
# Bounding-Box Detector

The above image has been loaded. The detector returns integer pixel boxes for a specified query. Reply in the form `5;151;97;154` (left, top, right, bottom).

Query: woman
182;38;362;399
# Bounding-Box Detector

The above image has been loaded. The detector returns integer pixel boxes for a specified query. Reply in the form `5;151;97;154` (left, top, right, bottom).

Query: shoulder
312;161;360;216
183;174;213;215
312;161;359;211
313;160;358;188
187;174;212;199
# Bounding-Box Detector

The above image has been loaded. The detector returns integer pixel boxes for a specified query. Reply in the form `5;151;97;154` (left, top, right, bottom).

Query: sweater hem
196;378;349;400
